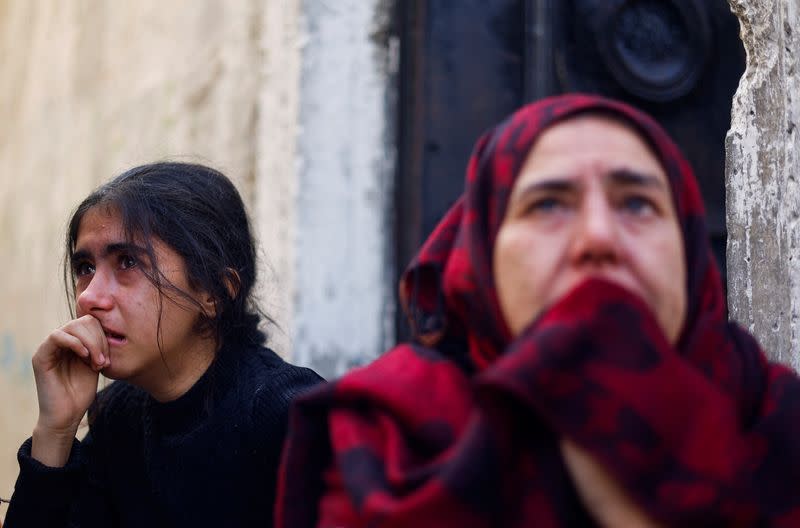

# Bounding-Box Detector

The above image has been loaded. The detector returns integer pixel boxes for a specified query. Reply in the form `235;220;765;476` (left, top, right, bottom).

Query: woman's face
492;115;687;344
72;206;214;388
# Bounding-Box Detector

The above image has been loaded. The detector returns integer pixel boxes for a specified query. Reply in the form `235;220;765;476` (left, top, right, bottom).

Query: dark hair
65;162;267;350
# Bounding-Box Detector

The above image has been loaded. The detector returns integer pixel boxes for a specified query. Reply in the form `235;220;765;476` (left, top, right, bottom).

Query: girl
277;95;800;526
6;162;322;527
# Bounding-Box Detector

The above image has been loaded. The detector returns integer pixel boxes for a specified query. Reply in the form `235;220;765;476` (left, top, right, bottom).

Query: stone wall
727;0;800;370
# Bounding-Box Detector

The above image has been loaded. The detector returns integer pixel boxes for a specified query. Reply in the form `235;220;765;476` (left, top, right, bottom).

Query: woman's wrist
31;422;78;468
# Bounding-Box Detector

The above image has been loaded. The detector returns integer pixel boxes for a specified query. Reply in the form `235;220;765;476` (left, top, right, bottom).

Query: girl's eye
119;254;138;270
74;261;95;277
622;195;656;216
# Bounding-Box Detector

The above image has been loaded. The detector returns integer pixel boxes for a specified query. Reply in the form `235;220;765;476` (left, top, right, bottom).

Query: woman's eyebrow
510;169;666;204
512;178;577;200
607;168;666;189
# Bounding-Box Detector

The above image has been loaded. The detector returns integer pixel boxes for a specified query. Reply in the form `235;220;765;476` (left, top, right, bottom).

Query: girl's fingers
58;317;109;370
46;330;89;358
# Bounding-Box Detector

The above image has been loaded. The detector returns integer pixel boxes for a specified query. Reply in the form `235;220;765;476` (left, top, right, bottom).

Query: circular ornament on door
595;0;711;102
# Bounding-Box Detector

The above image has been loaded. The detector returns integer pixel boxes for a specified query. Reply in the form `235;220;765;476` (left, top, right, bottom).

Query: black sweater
5;344;322;528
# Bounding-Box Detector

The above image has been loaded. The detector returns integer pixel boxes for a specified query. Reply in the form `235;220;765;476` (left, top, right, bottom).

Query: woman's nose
76;271;114;315
569;194;620;266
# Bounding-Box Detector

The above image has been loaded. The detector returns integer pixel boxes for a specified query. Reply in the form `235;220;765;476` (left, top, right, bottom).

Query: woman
276;95;800;526
5;162;322;527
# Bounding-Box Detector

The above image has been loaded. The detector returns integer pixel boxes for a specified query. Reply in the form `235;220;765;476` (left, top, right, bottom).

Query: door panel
397;0;744;339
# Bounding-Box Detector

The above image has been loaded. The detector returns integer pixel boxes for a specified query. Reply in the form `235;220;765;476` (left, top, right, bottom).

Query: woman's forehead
516;114;668;186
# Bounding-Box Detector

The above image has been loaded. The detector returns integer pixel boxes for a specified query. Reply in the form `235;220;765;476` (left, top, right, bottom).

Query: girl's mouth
104;330;127;345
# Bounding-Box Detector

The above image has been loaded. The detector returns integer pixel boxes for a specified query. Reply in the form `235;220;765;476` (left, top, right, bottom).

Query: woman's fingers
560;439;664;528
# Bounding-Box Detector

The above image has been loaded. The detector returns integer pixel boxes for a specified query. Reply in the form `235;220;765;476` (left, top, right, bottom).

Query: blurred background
0;0;751;514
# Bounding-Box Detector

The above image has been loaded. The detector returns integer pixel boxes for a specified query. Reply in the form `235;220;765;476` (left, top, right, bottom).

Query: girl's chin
99;364;127;381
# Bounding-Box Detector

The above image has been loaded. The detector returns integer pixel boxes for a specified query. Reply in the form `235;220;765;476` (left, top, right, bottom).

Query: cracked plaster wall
727;0;800;370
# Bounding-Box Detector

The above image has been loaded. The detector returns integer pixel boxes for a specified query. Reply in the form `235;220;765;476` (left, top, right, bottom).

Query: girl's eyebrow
71;242;146;264
105;242;146;256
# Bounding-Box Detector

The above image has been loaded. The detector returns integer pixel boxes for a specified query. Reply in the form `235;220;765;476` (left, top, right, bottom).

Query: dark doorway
396;0;744;340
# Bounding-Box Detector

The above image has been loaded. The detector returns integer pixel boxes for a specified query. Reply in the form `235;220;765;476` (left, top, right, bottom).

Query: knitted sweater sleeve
4;431;114;528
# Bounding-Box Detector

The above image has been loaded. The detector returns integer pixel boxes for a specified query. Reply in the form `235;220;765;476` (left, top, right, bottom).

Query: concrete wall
0;0;397;514
727;0;800;370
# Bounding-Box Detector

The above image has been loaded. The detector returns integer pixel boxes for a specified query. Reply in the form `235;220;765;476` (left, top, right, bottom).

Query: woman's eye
622;195;656;216
119;254;138;270
74;262;95;277
528;197;565;214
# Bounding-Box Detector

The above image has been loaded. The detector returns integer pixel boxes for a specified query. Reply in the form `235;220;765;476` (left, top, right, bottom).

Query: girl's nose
76;271;114;315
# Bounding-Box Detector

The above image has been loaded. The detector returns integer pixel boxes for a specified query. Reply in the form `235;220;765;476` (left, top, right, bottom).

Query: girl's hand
30;315;109;466
560;438;665;528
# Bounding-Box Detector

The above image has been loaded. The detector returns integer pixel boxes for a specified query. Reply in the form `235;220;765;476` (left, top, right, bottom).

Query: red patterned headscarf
276;95;800;527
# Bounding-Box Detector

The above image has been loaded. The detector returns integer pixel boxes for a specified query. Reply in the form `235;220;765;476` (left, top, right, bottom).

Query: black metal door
397;0;744;339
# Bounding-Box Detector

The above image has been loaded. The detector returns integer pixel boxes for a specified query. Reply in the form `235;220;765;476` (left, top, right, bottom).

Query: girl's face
493;115;687;344
72;206;215;392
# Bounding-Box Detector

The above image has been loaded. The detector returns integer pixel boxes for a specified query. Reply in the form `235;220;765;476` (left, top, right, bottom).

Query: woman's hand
560;438;664;528
30;315;109;467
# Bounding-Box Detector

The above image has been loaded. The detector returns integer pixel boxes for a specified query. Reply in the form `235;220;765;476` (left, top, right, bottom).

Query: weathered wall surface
292;0;398;379
727;0;800;370
0;0;279;510
255;0;302;357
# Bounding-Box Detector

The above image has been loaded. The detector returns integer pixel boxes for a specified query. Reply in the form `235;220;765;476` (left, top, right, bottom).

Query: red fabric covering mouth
276;94;800;527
